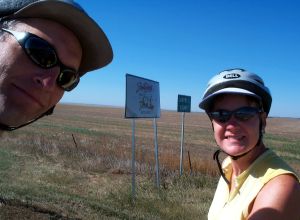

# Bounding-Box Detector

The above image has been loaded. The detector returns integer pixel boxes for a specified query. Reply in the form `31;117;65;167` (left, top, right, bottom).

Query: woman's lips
226;135;244;141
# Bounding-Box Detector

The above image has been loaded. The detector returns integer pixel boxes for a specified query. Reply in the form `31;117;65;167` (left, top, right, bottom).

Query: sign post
177;95;191;176
179;112;185;176
153;118;160;188
125;74;161;199
131;119;136;199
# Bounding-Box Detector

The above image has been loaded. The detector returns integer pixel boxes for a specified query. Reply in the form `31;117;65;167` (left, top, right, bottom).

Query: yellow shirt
208;149;299;220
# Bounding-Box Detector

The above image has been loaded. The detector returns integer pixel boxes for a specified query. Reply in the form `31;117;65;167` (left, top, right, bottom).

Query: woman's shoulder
254;149;299;183
249;174;300;220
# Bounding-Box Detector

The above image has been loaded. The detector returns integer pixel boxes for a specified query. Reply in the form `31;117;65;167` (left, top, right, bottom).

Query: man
0;0;113;131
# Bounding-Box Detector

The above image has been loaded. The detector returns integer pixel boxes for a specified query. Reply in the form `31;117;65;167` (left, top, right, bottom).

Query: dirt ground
0;200;80;220
0;205;51;220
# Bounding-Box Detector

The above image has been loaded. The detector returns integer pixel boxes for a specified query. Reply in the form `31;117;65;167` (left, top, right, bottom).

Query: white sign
125;74;160;118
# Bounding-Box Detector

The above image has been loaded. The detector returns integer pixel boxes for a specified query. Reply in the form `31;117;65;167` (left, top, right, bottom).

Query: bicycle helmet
200;69;272;184
199;68;272;115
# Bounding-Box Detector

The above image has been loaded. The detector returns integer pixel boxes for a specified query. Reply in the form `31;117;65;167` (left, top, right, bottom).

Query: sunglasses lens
24;36;57;68
25;36;79;91
57;70;79;91
210;111;231;123
3;28;81;91
235;107;259;121
209;107;260;123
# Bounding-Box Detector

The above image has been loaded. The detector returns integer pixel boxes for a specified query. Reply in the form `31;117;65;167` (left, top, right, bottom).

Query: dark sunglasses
2;28;80;91
208;106;262;123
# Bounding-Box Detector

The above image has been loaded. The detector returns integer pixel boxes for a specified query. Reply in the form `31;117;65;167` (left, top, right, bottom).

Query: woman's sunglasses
2;28;80;91
208;106;262;123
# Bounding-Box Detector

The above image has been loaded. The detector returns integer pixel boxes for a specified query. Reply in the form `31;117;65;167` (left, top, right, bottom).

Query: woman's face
210;94;266;157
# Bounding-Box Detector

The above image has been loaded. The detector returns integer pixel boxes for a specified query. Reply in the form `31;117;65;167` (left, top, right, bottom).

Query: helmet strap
213;149;230;184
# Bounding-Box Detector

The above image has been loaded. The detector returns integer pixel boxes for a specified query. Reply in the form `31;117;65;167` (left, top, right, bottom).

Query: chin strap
213;149;230;184
0;106;55;131
213;147;256;184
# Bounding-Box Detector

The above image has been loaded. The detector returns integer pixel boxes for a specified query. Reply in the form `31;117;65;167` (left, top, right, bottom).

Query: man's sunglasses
208;106;262;123
1;28;80;91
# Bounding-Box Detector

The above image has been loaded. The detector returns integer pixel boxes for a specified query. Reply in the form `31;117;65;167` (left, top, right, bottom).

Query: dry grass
6;104;219;176
0;103;299;219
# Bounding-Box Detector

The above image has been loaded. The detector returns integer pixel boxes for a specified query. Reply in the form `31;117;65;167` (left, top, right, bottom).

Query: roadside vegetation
0;104;299;219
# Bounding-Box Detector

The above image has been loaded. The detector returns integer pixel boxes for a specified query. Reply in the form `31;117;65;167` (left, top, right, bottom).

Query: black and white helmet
199;68;272;115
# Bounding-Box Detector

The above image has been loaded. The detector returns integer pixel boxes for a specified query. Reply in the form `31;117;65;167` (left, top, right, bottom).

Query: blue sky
61;0;300;118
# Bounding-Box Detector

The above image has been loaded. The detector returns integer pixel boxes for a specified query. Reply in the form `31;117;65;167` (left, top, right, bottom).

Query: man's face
0;18;82;127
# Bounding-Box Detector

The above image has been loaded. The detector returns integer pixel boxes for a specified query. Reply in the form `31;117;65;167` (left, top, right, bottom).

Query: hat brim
199;88;261;111
11;0;113;76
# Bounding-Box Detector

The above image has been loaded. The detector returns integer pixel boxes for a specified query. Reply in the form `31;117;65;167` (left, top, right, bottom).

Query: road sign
177;95;191;112
125;74;160;118
125;74;161;200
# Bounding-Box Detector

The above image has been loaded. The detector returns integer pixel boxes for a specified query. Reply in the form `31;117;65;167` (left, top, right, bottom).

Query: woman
199;68;300;220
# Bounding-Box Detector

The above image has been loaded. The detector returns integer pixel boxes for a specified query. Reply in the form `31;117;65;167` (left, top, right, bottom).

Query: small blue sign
177;95;191;112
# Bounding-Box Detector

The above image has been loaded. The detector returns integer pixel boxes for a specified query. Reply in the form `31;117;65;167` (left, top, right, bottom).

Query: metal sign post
179;112;185;176
153;118;160;188
177;95;191;176
131;119;136;200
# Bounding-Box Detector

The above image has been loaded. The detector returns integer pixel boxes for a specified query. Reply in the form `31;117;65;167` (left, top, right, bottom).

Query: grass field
0;104;299;219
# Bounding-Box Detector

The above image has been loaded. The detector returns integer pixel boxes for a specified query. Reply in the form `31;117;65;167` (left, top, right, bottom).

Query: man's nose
33;68;59;90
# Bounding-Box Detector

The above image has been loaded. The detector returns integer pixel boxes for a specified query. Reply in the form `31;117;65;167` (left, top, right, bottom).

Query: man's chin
0;113;39;128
